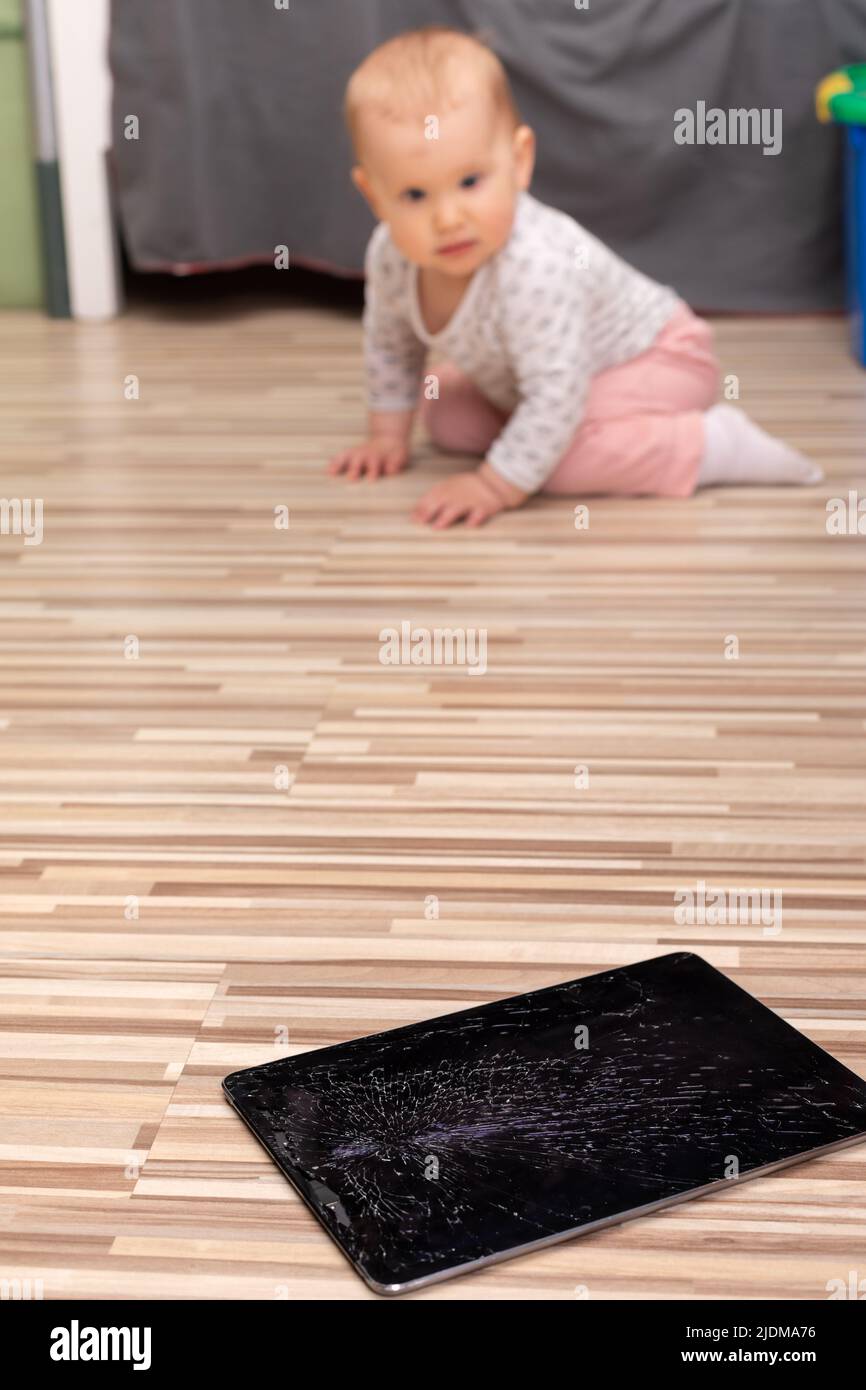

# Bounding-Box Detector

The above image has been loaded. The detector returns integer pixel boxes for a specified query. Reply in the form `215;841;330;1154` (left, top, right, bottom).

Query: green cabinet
0;0;44;307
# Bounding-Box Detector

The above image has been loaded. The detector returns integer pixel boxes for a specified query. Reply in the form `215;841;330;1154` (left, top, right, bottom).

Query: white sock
696;404;824;489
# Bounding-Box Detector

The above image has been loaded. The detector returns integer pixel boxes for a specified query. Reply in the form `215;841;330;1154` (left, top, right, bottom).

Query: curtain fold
109;0;866;310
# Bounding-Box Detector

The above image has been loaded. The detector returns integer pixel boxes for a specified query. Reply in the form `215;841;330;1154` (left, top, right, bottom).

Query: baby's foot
697;404;824;489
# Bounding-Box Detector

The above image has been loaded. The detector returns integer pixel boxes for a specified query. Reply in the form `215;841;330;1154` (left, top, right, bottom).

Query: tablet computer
222;951;866;1295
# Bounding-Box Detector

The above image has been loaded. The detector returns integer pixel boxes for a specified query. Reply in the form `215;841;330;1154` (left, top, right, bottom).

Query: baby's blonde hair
345;25;521;159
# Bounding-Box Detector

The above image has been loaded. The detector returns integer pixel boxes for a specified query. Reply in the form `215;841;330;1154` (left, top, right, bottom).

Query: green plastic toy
816;64;866;126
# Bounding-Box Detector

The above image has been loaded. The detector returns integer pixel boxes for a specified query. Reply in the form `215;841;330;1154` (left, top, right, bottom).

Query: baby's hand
327;437;410;482
412;465;528;529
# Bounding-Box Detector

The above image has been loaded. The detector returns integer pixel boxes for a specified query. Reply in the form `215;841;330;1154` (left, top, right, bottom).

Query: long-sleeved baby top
362;190;684;494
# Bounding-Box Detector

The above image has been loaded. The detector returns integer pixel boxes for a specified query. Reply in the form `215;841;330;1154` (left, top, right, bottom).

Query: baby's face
355;92;534;278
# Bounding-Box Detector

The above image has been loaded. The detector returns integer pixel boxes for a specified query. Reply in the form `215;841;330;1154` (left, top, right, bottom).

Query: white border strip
45;0;121;320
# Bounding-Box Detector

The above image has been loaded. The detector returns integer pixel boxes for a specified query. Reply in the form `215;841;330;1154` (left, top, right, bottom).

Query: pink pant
419;303;721;498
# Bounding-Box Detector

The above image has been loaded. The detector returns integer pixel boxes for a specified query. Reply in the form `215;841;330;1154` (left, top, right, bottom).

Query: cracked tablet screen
223;952;866;1291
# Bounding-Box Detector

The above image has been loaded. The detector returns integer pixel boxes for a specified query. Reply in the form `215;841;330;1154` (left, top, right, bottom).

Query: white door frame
46;0;122;320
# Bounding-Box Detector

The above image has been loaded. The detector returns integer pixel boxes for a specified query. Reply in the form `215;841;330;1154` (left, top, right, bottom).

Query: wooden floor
1;290;865;1300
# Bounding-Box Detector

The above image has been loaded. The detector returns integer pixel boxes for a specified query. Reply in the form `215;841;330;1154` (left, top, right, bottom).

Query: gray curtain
109;0;866;311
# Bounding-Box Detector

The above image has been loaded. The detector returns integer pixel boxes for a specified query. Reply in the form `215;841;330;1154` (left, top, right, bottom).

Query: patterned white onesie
362;190;684;494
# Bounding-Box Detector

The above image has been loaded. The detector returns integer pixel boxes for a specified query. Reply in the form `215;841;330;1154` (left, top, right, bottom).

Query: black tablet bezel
222;952;866;1294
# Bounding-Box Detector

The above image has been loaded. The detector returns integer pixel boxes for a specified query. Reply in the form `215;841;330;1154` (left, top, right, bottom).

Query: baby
329;26;823;529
